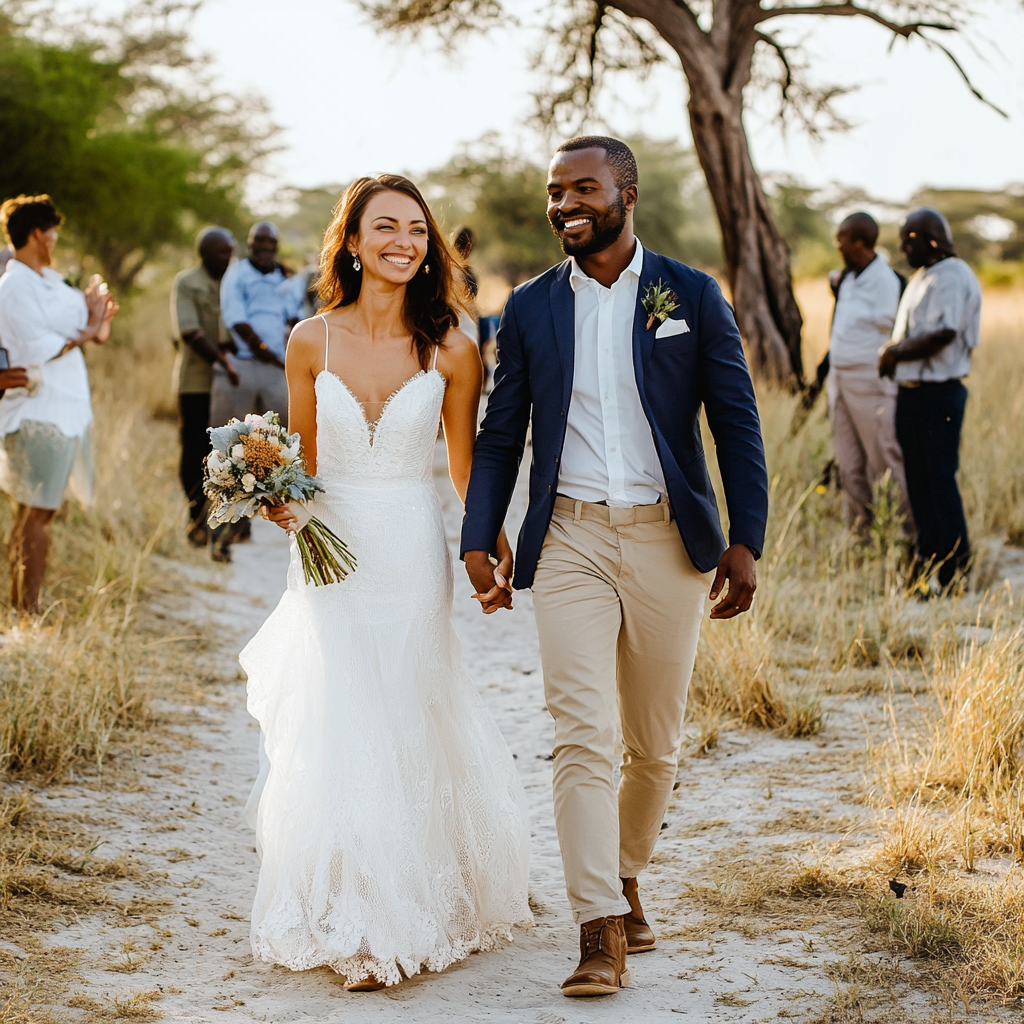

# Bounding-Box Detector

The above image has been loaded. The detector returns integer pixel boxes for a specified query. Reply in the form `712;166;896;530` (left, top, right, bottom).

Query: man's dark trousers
895;380;970;588
179;392;210;525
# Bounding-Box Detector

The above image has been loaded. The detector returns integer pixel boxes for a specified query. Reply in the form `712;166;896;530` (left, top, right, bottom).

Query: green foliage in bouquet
204;412;356;586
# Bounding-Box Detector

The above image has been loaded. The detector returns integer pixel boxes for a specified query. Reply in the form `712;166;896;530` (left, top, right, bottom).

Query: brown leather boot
561;915;630;997
621;876;656;953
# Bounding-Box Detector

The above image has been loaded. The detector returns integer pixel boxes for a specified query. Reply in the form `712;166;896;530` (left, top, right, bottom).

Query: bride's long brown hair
318;174;463;368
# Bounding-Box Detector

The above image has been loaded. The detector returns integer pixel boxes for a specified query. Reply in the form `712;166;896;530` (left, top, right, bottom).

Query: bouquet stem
296;517;358;586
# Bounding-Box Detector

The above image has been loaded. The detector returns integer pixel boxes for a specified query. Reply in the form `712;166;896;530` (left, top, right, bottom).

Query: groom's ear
623;184;638;213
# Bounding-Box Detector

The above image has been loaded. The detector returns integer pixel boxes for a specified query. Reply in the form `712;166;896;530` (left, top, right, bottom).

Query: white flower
241;473;256;493
207;451;225;472
231;444;245;461
246;414;269;431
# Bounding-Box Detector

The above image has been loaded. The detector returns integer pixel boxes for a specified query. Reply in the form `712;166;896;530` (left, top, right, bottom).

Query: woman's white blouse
0;259;93;438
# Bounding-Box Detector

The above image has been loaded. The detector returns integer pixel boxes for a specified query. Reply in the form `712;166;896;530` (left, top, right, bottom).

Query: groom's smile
546;147;636;262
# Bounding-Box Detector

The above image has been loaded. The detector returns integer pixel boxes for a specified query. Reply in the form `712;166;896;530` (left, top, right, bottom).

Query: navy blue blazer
461;248;769;590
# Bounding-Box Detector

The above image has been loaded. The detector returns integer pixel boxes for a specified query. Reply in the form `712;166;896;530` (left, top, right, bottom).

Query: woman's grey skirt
0;420;93;510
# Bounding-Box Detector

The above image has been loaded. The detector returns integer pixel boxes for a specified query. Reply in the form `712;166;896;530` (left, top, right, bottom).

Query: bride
241;174;532;989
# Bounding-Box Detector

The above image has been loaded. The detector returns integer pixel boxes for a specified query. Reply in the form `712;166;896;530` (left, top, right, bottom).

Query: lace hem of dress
251;916;533;986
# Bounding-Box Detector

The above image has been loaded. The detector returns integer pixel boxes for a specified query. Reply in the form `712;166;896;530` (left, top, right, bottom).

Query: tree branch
759;2;1008;118
759;3;955;35
754;29;792;99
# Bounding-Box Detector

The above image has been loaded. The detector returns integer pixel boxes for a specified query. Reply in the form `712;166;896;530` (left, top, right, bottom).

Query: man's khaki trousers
826;364;912;533
532;497;710;924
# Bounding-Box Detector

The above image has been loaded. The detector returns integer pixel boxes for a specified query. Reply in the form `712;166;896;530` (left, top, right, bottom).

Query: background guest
213;221;291;561
0;195;117;613
880;207;982;591
451;225;480;349
170;227;238;547
286;253;321;322
826;212;911;535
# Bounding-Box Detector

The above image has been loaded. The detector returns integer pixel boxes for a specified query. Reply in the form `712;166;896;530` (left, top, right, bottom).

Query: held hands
260;500;312;535
709;544;756;619
465;535;514;614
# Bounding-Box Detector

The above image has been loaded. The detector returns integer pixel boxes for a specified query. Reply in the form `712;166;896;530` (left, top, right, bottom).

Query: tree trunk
612;0;805;386
687;75;805;385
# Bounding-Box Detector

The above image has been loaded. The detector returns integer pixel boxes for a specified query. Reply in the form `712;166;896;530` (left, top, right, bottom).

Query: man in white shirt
463;137;767;996
880;208;982;590
212;222;297;560
826;212;911;533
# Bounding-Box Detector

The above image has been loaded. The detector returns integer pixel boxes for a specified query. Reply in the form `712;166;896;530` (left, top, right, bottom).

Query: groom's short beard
557;195;628;258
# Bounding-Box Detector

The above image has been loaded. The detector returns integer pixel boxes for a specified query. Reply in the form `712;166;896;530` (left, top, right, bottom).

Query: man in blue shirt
211;221;298;560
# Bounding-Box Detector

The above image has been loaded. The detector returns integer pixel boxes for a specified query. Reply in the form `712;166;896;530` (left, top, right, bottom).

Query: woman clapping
0;195;118;614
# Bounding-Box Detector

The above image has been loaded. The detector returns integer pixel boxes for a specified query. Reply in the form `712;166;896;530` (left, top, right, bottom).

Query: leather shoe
621;876;656;953
561;915;630;997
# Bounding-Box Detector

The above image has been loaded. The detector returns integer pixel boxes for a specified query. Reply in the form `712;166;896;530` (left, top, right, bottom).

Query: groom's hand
709;544;756;619
465;550;513;614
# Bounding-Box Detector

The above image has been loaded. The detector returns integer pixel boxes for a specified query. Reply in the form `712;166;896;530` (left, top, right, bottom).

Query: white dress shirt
558;240;666;507
0;259;92;438
893;257;981;383
830;253;902;368
220;258;294;361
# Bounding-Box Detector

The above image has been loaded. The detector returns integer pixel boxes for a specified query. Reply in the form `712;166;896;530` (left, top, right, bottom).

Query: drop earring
422;263;430;275
352;254;362;271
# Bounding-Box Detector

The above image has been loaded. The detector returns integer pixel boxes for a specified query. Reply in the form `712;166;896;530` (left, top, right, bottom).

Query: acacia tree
365;0;1005;385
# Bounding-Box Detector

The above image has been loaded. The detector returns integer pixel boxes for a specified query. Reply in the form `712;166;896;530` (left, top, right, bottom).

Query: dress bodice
314;369;445;487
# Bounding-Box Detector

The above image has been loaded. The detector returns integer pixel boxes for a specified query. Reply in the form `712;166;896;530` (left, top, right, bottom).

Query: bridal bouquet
204;411;356;586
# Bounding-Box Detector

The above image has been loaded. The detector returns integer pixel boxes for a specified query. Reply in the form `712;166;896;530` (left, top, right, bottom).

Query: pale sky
189;0;1024;202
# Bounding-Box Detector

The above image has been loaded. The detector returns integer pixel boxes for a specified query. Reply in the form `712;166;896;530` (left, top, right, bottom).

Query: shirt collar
5;258;57;286
569;238;644;292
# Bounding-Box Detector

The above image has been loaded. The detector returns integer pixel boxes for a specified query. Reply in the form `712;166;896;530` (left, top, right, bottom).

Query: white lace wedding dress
239;324;532;986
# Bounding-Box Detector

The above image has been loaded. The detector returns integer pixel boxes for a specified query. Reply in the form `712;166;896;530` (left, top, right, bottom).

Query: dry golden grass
0;272;205;1019
0;939;83;1024
0;270;202;780
682;286;1024;1010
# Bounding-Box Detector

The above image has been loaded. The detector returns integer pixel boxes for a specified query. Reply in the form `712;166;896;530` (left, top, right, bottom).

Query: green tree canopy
0;1;278;290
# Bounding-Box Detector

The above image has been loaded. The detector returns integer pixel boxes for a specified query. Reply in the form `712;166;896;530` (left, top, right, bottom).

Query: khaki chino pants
826;364;912;534
532;497;710;924
210;359;289;430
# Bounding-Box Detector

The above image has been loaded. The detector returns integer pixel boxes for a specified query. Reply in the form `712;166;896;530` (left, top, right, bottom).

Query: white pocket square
655;317;690;339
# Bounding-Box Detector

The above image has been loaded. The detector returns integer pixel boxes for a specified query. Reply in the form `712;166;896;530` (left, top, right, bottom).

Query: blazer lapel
632;249;659;399
549;261;575;411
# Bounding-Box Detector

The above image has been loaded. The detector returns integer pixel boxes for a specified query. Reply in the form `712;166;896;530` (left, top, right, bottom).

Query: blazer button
561;409;566;417
554;456;559;464
548;485;552;493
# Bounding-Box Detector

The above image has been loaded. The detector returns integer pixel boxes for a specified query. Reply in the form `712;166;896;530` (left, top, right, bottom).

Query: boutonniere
641;280;680;330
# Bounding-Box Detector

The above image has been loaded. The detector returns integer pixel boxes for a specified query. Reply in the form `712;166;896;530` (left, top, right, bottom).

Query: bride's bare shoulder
287;315;329;363
439;326;480;365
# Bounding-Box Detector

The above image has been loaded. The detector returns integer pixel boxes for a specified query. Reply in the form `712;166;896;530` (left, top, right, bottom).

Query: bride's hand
494;530;514;593
260;501;312;535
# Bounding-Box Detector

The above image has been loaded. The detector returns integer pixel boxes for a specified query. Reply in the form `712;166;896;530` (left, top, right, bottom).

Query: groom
462;137;769;997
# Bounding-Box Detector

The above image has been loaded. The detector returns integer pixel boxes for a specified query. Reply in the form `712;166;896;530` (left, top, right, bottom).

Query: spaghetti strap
432;345;440;372
319;313;330;372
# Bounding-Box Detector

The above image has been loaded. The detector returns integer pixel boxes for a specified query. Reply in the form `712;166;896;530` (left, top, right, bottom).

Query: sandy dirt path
46;443;1012;1023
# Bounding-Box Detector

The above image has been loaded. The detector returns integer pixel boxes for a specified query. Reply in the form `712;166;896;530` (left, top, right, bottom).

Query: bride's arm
285;319;321;475
263;319;320;534
439;329;513;611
